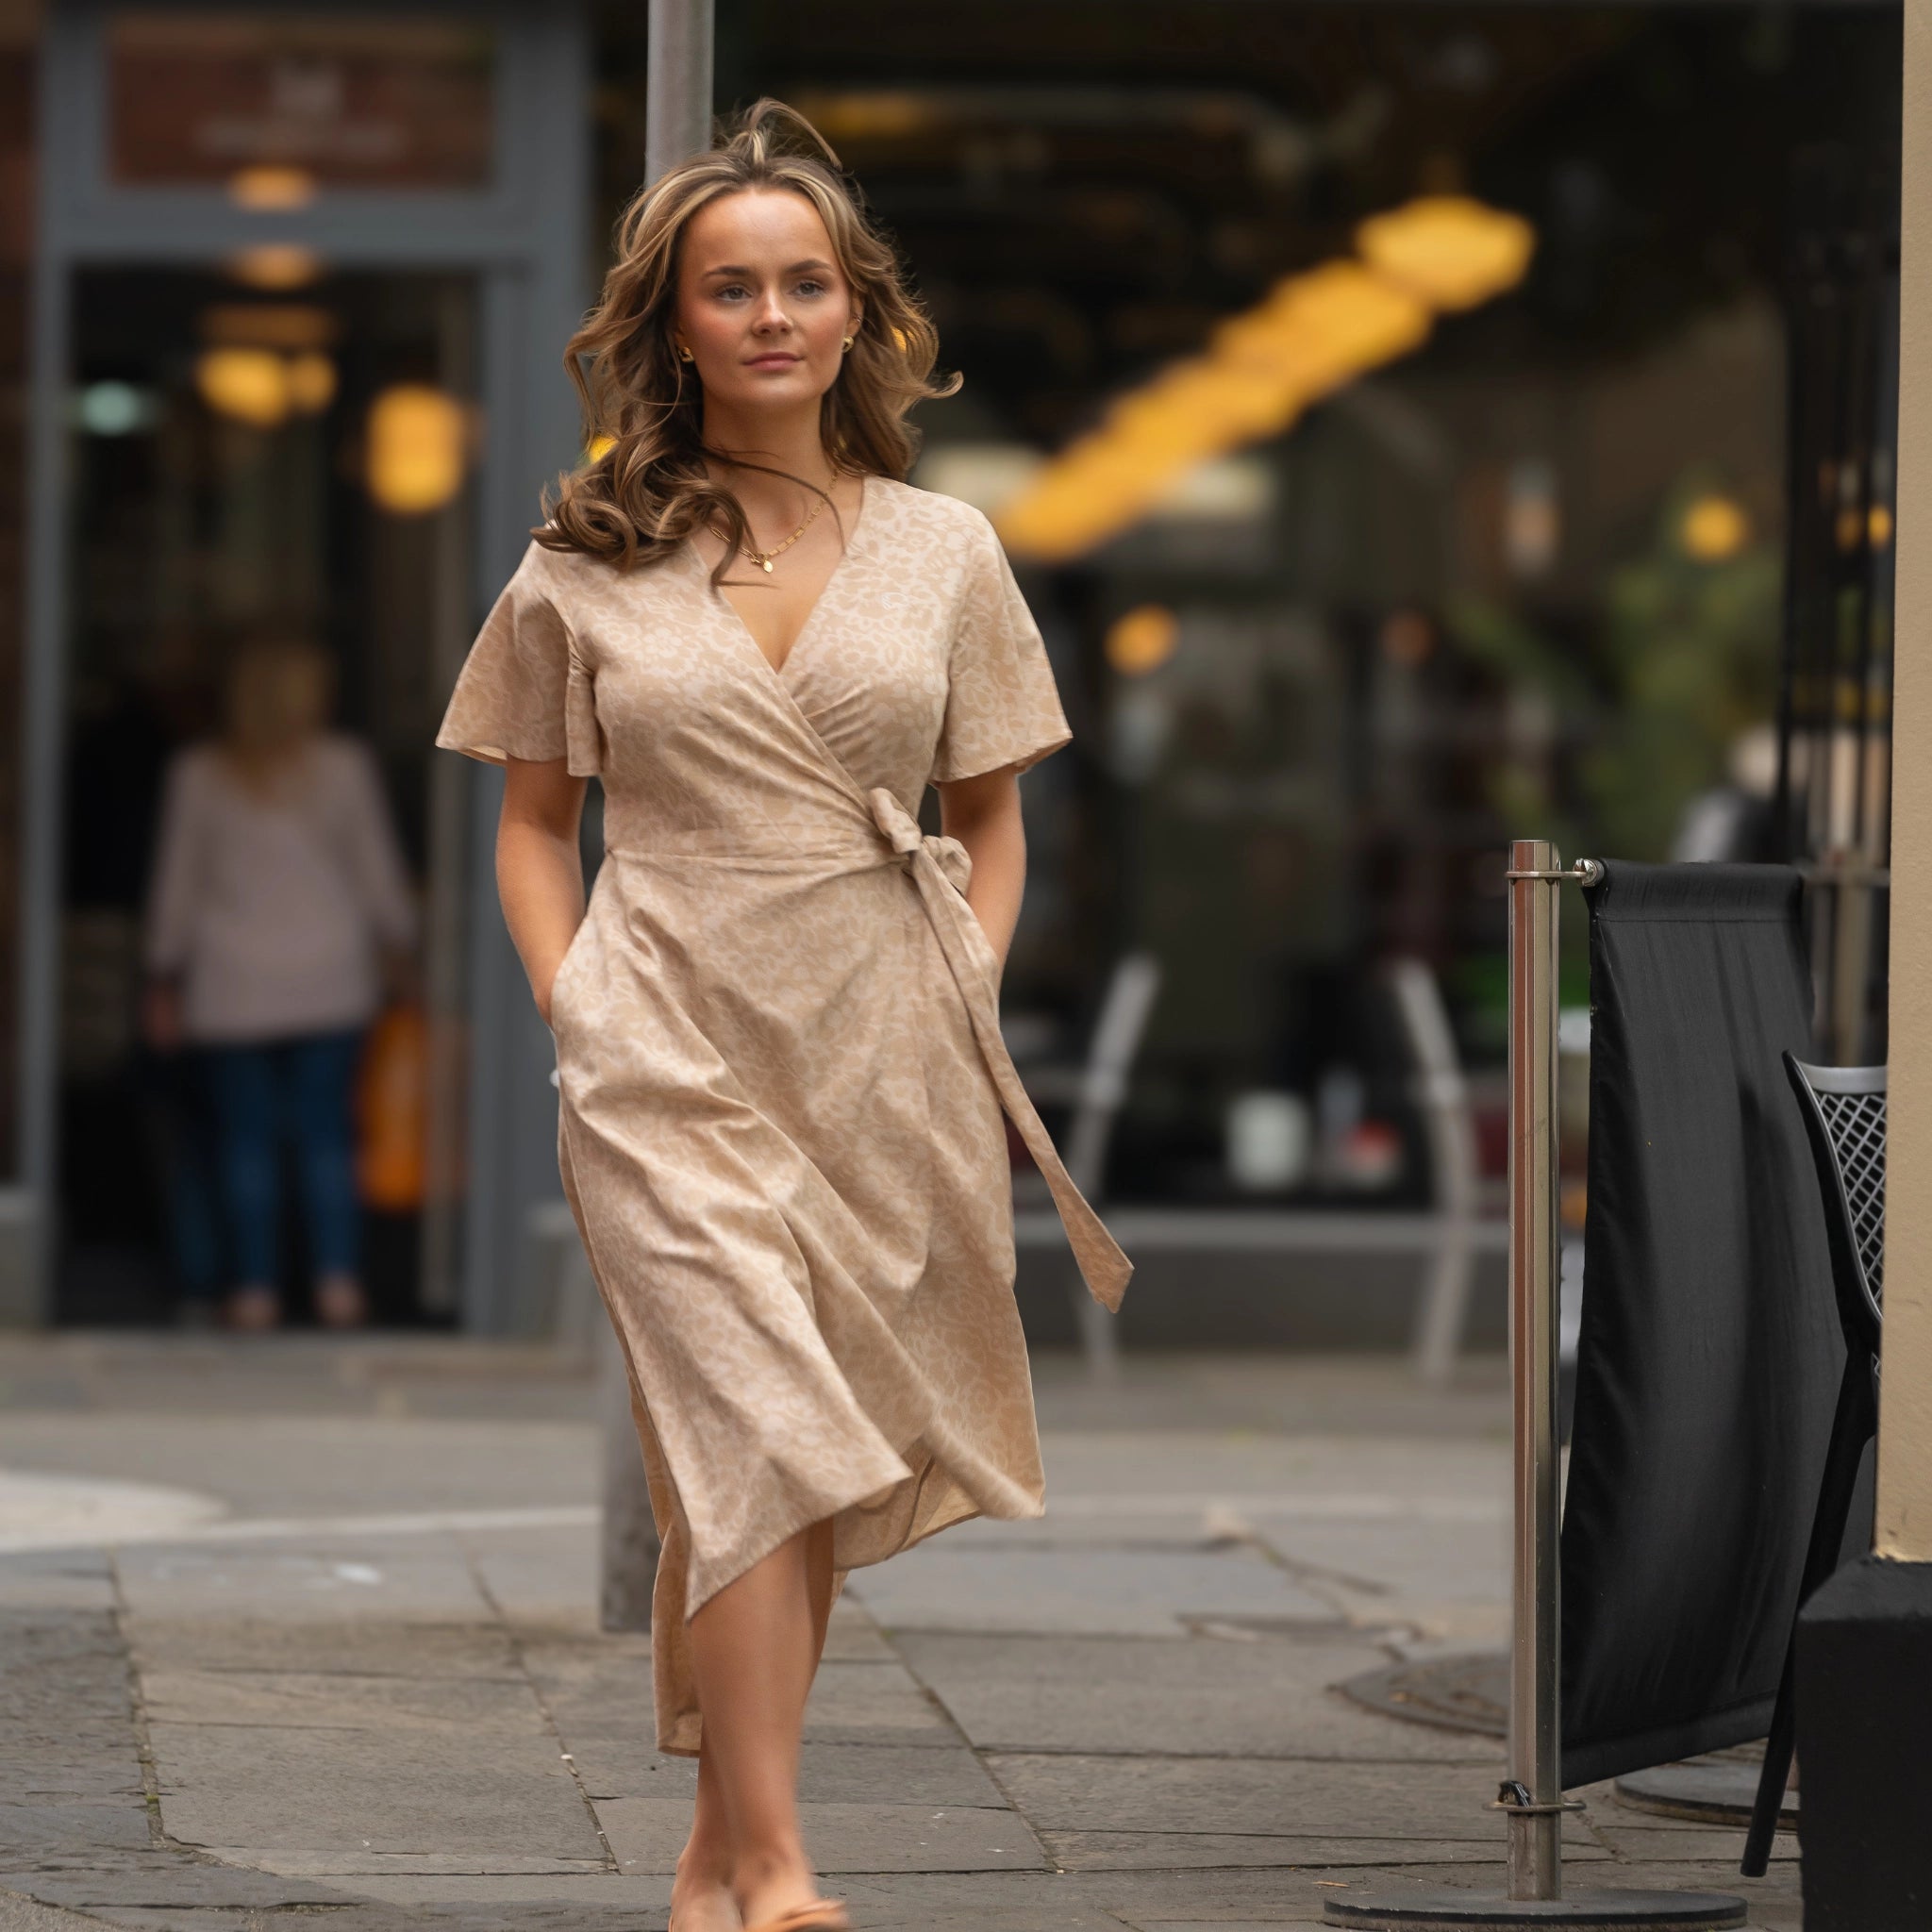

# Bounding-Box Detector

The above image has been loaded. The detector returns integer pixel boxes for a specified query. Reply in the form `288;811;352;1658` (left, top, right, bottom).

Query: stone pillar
1876;8;1932;1569
1797;19;1932;1930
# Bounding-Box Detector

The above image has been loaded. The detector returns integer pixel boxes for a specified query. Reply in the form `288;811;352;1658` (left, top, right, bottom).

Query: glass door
58;261;479;1323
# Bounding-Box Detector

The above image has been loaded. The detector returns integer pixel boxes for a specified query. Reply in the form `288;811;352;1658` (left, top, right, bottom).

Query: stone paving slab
138;1668;552;1736
15;1867;358;1908
800;1657;964;1746
1041;1830;1576;1872
117;1539;491;1624
211;1851;612;1879
125;1616;523;1678
524;1646;956;1749
1588;1824;1799;1864
0;1552;117;1614
303;1874;671;1907
0;1415;594;1519
850;1543;1333;1637
0;1888;133;1932
0;1804;154;1855
146;1722;601;1863
894;1631;1507;1761
598;1795;1046;1875
568;1737;1011;1808
985;1753;1583;1844
1034;1433;1510;1510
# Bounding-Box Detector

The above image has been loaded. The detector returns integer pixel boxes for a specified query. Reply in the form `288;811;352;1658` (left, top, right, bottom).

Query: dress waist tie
867;787;1131;1312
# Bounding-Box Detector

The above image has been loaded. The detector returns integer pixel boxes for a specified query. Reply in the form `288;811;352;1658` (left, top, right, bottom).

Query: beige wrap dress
436;475;1131;1753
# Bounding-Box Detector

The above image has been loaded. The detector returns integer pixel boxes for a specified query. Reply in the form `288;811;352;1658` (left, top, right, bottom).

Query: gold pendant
759;558;774;573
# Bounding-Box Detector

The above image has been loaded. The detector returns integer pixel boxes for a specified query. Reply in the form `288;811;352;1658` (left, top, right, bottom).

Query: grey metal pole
1506;837;1564;1900
600;0;715;1633
646;0;715;185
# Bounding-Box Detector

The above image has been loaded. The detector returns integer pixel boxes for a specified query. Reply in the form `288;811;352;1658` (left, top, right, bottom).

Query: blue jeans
202;1030;363;1290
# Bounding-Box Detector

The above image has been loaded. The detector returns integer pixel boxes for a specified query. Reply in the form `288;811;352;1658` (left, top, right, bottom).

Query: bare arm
936;764;1027;974
497;754;589;1027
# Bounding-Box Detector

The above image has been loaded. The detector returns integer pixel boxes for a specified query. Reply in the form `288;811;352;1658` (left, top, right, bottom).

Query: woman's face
673;188;861;421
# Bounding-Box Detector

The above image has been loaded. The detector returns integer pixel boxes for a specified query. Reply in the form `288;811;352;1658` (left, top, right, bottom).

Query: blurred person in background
141;638;418;1332
1671;721;1780;863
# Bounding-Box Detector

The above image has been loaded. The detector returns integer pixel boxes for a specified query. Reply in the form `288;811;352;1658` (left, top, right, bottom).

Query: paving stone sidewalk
0;1337;1801;1930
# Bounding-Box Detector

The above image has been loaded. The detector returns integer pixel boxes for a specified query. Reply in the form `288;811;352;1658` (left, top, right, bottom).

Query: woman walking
437;100;1129;1932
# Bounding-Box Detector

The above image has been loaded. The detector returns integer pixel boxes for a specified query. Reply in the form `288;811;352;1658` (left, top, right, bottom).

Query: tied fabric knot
863;784;1131;1314
868;787;973;896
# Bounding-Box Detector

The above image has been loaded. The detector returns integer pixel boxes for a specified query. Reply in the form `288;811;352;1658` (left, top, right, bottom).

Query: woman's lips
745;353;803;369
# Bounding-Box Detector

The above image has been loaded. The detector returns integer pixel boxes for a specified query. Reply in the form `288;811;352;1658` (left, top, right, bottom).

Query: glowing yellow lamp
367;385;468;515
1106;605;1180;677
1356;196;1537;310
1215;263;1433;396
285;353;338;415
227;166;318;211
226;244;323;291
1681;493;1751;561
195;347;290;427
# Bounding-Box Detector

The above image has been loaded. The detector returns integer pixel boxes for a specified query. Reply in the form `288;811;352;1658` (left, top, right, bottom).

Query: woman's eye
795;279;826;297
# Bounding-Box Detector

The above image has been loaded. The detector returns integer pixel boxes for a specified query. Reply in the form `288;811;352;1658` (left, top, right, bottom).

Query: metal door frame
17;0;589;1327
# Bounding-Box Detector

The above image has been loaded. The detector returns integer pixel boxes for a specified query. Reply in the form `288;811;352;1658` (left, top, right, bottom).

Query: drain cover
1337;1650;1507;1736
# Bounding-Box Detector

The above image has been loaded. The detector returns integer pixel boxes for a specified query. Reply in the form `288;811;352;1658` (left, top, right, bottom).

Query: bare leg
673;1524;832;1931
670;1741;739;1932
686;1523;841;1925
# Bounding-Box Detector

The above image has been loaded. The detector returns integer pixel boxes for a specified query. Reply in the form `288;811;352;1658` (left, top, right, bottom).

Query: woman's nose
753;291;792;333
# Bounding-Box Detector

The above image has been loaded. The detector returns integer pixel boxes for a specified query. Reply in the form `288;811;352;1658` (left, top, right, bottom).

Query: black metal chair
1740;1054;1886;1875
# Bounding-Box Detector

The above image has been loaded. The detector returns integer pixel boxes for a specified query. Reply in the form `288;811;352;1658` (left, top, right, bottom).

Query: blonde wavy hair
536;98;958;577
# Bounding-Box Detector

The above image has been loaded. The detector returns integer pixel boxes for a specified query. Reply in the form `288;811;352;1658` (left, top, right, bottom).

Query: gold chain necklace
739;490;827;574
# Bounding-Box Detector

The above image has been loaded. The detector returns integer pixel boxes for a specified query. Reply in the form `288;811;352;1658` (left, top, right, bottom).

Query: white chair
1009;951;1163;1380
1384;958;1485;1386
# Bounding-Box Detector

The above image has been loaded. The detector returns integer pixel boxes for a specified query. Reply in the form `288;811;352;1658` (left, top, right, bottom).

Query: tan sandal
743;1905;850;1932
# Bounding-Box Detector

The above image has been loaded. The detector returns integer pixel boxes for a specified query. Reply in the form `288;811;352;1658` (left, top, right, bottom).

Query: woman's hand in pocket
496;755;589;1033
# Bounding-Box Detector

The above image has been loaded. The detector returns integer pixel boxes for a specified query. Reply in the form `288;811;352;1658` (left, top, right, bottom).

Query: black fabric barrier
1559;861;1840;1789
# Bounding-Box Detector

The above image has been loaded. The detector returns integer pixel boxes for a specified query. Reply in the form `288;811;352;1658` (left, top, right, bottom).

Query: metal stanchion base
1321;1889;1748;1928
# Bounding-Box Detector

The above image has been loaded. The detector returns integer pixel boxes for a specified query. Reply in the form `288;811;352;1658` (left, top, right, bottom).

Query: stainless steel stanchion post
1323;843;1746;1930
1507;836;1565;1901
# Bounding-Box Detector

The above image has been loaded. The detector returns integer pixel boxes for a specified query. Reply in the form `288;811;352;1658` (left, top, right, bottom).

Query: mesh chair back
1783;1056;1885;1351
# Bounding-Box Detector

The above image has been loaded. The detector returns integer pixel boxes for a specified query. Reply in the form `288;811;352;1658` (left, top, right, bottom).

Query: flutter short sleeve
436;540;602;774
929;511;1073;784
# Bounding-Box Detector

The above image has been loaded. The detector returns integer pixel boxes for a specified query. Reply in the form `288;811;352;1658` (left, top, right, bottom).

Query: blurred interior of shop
0;1;1902;1332
59;263;479;1323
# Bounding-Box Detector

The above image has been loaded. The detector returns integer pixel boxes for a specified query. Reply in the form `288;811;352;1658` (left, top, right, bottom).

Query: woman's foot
314;1273;368;1329
740;1901;848;1932
224;1284;280;1332
670;1840;741;1932
733;1846;833;1930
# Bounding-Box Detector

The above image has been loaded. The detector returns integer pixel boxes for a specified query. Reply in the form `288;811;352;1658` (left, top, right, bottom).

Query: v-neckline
694;475;871;685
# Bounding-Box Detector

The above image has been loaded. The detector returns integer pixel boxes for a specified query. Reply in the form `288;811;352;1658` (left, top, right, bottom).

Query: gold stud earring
677;343;694;363
841;335;854;352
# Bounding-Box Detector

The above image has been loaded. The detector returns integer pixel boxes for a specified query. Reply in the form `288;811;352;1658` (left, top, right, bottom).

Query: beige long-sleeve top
143;734;418;1044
